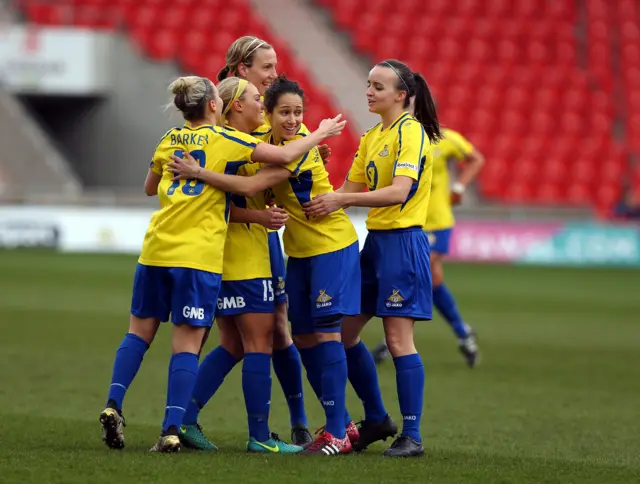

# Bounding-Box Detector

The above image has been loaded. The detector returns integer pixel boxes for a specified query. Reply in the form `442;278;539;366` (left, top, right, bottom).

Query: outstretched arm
168;153;291;197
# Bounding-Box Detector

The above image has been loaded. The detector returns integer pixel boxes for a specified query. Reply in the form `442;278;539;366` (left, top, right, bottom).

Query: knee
273;307;293;350
219;330;245;360
128;316;158;345
384;325;417;358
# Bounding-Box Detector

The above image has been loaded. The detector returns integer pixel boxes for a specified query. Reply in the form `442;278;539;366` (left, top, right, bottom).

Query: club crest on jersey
386;289;405;308
378;144;389;157
316;289;333;308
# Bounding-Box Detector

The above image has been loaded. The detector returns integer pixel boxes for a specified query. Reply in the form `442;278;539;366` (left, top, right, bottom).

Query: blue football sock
299;346;322;401
433;284;469;339
106;333;149;409
273;344;307;428
300;345;352;427
164;352;199;432
346;341;387;423
242;352;272;442
318;341;348;439
394;354;424;442
183;346;239;425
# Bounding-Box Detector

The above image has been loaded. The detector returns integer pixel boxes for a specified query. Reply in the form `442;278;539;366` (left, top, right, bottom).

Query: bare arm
230;204;289;230
342;176;414;207
251;115;346;166
335;179;367;194
303;176;414;217
456;149;485;187
451;149;485;205
144;169;162;196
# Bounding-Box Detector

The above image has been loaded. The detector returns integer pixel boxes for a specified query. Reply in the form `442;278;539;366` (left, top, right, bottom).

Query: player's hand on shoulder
168;152;202;180
302;192;344;218
260;205;289;230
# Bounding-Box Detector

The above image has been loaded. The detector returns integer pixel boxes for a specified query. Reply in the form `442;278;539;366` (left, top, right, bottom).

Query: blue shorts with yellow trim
130;263;221;327
425;227;453;255
268;232;287;305
216;278;275;316
287;242;360;335
360;227;432;320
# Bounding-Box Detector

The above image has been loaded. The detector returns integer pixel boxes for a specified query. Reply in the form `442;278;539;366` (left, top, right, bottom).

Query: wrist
195;167;203;179
452;182;465;194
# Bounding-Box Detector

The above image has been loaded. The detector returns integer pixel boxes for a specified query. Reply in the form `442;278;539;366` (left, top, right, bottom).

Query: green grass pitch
0;251;639;483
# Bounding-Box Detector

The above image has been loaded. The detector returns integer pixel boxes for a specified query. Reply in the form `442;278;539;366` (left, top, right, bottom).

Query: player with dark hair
371;128;485;367
304;59;441;457
170;76;361;456
99;74;346;453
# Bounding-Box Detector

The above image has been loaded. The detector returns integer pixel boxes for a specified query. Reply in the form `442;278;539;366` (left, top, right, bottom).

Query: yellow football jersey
347;112;433;231
222;128;271;281
268;132;358;258
424;128;474;231
252;121;311;234
139;123;261;274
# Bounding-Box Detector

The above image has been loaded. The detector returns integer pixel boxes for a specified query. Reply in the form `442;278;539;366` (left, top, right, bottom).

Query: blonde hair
167;76;217;121
217;36;273;81
218;77;249;120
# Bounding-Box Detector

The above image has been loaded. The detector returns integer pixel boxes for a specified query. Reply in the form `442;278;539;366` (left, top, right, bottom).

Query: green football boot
179;423;218;451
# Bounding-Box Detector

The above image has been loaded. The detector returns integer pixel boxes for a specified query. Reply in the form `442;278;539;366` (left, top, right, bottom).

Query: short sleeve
149;157;162;175
219;129;263;163
393;120;424;181
445;130;474;160
346;135;367;183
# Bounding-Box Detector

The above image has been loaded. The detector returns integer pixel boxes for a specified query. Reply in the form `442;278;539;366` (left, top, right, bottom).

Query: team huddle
99;35;484;458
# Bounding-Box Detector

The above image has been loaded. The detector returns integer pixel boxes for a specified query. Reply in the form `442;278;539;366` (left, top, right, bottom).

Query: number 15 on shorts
263;280;274;302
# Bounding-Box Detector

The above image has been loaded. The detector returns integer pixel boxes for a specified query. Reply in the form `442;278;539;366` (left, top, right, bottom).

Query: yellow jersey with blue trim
346;112;433;231
222;127;271;281
424;128;474;231
268;132;358;258
251;121;312;234
139;123;262;274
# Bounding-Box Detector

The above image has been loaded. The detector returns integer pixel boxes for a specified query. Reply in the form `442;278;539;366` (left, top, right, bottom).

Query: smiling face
239;47;278;97
366;65;407;115
267;92;303;142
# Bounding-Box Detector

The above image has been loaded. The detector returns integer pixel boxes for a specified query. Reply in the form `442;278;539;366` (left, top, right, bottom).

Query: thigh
376;230;432;321
235;312;275;353
268;232;287;305
130;263;171;322
216;315;244;359
169;268;221;327
286;257;313;336
217;279;275;317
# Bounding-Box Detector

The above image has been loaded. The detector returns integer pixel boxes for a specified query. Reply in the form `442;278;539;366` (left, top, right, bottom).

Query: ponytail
377;59;442;143
412;72;441;143
217;65;231;82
